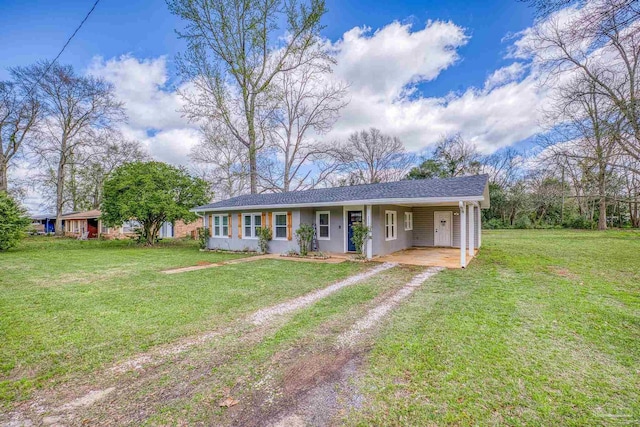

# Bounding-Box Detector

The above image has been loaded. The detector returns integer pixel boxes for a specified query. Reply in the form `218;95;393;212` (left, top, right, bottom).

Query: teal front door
347;210;363;252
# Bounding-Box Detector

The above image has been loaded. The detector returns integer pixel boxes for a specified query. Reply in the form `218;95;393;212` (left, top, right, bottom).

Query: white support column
468;204;475;258
365;204;373;259
459;201;466;268
477;205;482;248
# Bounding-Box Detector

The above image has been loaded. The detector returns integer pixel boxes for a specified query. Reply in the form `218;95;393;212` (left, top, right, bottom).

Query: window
243;213;262;238
101;223;109;234
274;213;288;240
404;212;413;231
385;210;397;241
123;220;140;233
213;214;229;237
316;211;330;240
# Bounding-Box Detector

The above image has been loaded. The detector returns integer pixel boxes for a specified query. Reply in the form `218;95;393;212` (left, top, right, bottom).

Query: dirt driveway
2;264;442;427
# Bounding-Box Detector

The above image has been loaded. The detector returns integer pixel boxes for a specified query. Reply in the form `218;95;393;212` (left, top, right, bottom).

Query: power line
22;0;102;99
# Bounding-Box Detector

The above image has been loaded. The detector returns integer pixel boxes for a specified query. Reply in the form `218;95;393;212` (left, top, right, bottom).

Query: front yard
350;230;640;426
1;230;638;425
0;238;366;405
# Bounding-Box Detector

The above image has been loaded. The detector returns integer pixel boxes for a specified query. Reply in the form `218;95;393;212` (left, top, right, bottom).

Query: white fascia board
191;195;485;213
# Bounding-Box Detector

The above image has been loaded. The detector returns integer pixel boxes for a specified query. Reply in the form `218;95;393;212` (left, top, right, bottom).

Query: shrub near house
0;192;31;251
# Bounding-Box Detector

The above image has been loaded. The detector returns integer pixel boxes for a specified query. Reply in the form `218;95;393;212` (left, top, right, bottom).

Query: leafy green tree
0;192;31;251
102;162;209;245
407;134;481;180
407;159;447;180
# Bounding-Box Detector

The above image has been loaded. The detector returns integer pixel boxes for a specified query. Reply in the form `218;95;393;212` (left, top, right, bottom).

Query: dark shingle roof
195;174;489;211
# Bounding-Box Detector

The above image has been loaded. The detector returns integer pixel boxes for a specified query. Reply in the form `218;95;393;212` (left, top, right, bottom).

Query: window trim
273;212;288;241
385;210;397;241
242;213;262;239
212;213;229;238
404;212;413;231
316;211;331;240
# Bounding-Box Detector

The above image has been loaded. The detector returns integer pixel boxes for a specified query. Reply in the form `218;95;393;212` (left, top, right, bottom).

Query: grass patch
143;266;422;426
347;229;640;426
0;237;365;405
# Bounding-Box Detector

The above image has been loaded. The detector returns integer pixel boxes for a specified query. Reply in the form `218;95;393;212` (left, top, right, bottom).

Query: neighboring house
192;175;490;268
61;210;202;239
30;214;57;234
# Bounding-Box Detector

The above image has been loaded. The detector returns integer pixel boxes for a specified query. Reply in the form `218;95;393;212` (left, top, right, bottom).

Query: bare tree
521;0;640;19
15;62;125;235
261;54;348;192
541;75;621;229
34;131;148;212
333;128;413;184
480;147;522;188
0;76;40;192
190;124;250;199
76;131;149;209
529;0;640;162
168;0;329;194
618;155;640;226
409;133;482;179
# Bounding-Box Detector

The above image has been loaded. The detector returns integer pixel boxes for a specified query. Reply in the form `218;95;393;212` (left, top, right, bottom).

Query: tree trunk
249;145;258;194
55;158;65;236
0;161;7;193
598;196;607;230
598;170;607;230
631;201;639;228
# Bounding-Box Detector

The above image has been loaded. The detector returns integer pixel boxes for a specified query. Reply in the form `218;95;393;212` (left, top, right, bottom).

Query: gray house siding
413;205;479;248
205;208;302;253
311;206;345;253
371;205;414;256
202;203;480;256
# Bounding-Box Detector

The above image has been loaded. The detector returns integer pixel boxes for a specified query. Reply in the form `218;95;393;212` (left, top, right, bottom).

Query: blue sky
0;0;535;93
1;0;547;189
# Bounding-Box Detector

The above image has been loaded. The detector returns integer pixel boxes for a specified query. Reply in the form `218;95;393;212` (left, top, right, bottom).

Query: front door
434;211;452;247
87;218;98;238
347;210;363;252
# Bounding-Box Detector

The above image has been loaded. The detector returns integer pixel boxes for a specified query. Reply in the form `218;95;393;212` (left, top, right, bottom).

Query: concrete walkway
161;253;347;275
161;254;273;274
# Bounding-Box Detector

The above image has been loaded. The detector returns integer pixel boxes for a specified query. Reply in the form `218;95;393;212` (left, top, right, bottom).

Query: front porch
375;247;478;268
360;200;482;268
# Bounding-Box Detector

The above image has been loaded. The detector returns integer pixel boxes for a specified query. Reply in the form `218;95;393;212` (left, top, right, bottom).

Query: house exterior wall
173;218;202;238
371;205;414;256
202;203;482;256
62;213;202;240
312;206;345;253
205;208;302;253
412;205;479;248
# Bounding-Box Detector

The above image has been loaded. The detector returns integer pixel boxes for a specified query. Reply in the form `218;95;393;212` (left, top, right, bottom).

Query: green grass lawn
348;229;640;426
0;237;365;405
2;231;639;426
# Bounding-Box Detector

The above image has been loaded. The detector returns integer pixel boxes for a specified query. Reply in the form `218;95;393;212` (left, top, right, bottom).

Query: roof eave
192;195;486;212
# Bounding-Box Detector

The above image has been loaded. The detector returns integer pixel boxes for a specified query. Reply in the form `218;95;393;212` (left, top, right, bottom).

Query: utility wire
21;0;102;100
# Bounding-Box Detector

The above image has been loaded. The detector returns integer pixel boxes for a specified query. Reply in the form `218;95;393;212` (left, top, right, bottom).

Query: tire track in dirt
0;262;397;427
251;262;398;325
263;267;444;427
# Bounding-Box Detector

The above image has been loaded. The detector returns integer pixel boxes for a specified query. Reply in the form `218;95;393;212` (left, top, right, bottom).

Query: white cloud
86;17;561;167
325;20;548;154
484;62;527;91
87;55;198;166
87;55;187;130
333;20;468;100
